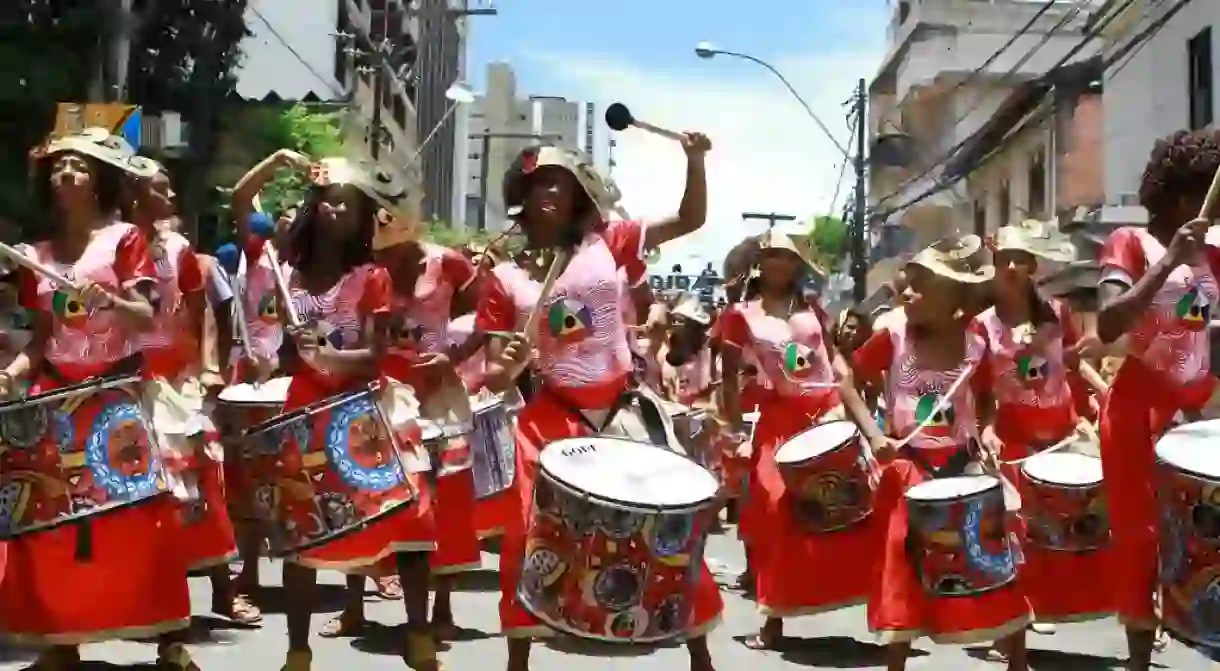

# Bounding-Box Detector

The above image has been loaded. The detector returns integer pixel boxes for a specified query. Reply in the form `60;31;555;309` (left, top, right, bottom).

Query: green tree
420;218;494;249
807;215;848;269
258;105;348;216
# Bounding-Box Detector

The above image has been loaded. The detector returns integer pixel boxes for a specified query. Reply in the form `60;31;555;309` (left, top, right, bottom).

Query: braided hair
1139;128;1220;224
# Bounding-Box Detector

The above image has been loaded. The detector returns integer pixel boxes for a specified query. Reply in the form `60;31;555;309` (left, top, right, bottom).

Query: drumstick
1076;360;1109;396
261;243;302;328
523;248;570;347
1199;162;1220;221
216;244;258;366
999;418;1099;465
0;242;75;290
892;363;976;450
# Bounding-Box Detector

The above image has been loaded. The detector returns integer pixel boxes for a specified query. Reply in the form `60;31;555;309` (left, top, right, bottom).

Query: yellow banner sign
51;103;140;140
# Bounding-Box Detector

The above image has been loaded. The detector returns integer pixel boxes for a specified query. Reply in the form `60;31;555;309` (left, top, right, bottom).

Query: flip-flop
319;614;368;638
376;575;404;600
215;593;263;625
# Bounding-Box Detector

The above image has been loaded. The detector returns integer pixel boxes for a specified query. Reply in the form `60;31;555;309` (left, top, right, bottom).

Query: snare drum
519;436;719;642
906;475;1018;597
0;375;169;538
242;382;416;556
1156;420;1220;645
774;421;874;533
1020;452;1108;552
470;395;515;499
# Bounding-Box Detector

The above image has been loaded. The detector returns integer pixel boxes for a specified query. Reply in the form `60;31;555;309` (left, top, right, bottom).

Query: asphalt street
0;529;1216;670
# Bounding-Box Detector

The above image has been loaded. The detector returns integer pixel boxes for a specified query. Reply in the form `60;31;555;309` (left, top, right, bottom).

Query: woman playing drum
1096;129;1220;670
717;229;872;649
840;237;1031;671
477;138;717;671
0;129;196;670
275;157;439;671
974;220;1110;652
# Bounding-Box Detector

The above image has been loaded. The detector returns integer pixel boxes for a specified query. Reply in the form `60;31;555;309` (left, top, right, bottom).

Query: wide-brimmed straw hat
670;292;711;326
756;229;819;273
994;219;1076;264
908;234;994;284
31;127;160;179
504;145;614;218
308;157;414;251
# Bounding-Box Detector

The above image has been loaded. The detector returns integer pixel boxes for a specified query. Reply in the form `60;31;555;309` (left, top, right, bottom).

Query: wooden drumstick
523;248;570;347
0;241;75;290
605;103;686;143
1076;360;1109;396
261;243;302;328
892;363;976;450
1199;162;1220;221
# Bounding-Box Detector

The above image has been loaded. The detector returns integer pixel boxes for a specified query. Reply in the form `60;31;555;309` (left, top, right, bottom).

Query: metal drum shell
906;476;1018;598
774;421;875;533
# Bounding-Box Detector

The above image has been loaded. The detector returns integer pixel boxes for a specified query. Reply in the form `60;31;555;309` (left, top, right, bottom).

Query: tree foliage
807;215;848;269
257;105;348;217
420;218;494;249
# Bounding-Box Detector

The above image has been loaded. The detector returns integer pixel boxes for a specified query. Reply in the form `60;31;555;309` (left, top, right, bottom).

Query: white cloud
524;45;884;272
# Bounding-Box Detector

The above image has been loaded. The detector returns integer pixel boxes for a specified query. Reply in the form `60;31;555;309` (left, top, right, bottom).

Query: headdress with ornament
307;157;414;251
993;219;1076;264
30;127;160;180
908;234;994;284
670;292;712;327
752;229;820;276
502;145;615;219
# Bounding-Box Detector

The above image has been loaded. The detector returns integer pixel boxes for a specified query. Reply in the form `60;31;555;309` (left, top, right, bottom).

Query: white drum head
1156;419;1220;478
539;437;718;509
1022;452;1102;486
775;421;858;465
218;377;291;405
906;475;998;501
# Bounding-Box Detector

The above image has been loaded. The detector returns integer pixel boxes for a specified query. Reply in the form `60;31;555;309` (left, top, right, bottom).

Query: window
973;200;986;238
999;181;1011;228
1189;27;1213;130
1028;149;1046;219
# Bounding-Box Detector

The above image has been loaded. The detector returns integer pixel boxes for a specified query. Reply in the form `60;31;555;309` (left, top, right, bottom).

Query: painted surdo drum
1020;451;1108;552
774;420;876;533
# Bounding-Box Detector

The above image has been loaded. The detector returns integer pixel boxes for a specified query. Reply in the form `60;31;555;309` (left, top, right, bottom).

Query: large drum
1156;419;1220;646
217;377;290;520
0;375;168;538
242;382;416;556
1020;452;1108;552
519;436;719;642
906;475;1018;597
774;420;875;532
469;395;515;499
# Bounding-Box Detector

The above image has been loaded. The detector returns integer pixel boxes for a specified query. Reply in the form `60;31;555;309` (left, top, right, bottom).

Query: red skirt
177;447;238;570
473;490;512;538
430;470;482;574
747;395;875;617
498;387;723;639
868;456;1031;645
285;372;437;569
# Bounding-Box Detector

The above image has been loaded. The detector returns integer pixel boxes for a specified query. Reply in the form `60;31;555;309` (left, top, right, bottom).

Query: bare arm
231;149;308;241
840;365;886;447
719;343;742;429
1096;261;1176;344
643;144;709;249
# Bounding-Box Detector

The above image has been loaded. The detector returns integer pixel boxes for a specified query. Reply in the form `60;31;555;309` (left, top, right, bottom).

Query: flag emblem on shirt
257;294;278;323
51;290;86;326
546;298;592;344
782;342;814;380
914;393;954;438
1016;353;1049;387
1175;287;1210;331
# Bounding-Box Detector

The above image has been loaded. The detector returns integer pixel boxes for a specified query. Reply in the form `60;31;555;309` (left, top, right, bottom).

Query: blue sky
461;0;889;268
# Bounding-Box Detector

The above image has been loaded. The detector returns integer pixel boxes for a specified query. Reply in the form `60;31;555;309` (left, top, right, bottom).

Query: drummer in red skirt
0;129;196;669
1096;129;1220;671
126;159;259;626
275;157;440;671
974;220;1109;657
478;139;716;671
717;229;874;649
840;236;1031;671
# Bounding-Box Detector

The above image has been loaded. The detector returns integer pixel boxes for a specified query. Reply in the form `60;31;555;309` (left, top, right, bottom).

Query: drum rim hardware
0;374;141;410
242;379;384;438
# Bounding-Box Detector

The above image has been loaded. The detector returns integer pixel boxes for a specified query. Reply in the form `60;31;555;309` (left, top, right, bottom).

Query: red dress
143;229;237;571
0;223;190;644
382;245;482;574
852;324;1030;644
719;301;874;618
283;264;435;569
975;302;1113;622
1097;228;1220;630
477;220;723;639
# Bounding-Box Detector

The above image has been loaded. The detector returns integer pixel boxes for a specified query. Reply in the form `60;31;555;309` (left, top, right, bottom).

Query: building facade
866;0;1101;293
464;61;583;231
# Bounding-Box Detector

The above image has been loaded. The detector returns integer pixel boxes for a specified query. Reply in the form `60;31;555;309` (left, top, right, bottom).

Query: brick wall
1056;93;1104;211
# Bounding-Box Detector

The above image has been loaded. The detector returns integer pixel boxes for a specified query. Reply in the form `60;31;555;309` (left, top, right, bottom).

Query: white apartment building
868;0;1102;293
1103;0;1220;206
463;61;582;231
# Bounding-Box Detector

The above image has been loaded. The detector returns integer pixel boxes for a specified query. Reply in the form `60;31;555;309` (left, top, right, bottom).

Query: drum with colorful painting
774;420;875;533
241;381;417;556
469;395;516;498
905;475;1018;597
217;377;290;520
721;412;759;500
519;436;719;643
1155;420;1220;646
1019;452;1108;552
0;374;169;538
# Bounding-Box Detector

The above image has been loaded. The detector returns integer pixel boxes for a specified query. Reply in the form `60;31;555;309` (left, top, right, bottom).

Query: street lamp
694;41;850;160
405;81;476;168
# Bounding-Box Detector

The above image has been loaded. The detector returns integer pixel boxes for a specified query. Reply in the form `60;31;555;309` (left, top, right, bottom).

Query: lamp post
406;81;475;169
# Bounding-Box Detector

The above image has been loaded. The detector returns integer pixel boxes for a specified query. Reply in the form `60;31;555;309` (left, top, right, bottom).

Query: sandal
215;593;263;625
319;613;368;638
375;575;404;600
282;649;312;671
405;628;442;671
1153;627;1169;652
985;648;1009;663
741;624;781;651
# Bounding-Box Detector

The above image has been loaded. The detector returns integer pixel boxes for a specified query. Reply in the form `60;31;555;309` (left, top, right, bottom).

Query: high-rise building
413;0;465;226
463;61;582;231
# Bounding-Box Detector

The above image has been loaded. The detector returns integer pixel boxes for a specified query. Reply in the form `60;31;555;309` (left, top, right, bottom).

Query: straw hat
908;235;994;284
756;229;819;273
670;292;711;326
504;145;614;218
307;157;414;251
994;219;1076;264
30;127;160;179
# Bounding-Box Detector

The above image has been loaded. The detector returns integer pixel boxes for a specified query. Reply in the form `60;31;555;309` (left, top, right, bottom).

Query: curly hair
283;185;376;272
502;145;598;248
1138;128;1220;220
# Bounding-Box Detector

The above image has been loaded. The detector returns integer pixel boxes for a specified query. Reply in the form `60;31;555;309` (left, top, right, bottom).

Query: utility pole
851;77;868;303
470;131;561;232
742;212;796;232
369;7;389;161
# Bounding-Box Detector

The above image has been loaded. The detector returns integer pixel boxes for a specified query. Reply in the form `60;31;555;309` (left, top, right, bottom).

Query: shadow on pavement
544;634;667;658
349;621;491;656
0;643;37;664
254;583;351;614
439;568;500;592
744;635;928;668
964;645;1140;670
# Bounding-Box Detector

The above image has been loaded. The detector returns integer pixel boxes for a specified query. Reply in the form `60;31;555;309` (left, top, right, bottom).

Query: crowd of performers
0;123;1219;671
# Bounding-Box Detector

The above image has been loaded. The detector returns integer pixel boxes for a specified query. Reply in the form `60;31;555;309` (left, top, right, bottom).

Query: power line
870;1;1086;213
1107;0;1194;80
249;5;345;99
828;114;857;215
